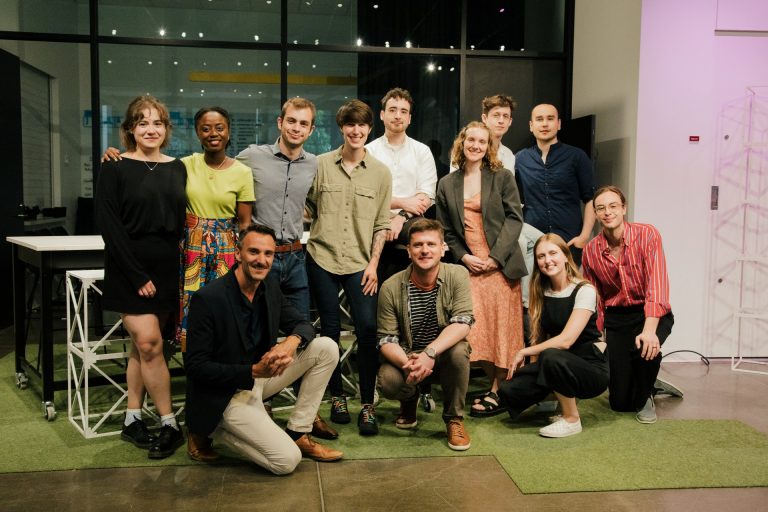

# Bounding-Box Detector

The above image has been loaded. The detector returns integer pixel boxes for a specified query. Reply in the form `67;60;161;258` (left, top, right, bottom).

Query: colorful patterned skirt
177;213;237;351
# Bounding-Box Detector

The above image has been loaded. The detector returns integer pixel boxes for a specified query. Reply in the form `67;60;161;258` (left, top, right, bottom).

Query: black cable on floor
662;350;710;366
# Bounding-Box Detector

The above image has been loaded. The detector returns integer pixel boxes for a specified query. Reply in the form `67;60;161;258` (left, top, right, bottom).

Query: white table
7;235;105;420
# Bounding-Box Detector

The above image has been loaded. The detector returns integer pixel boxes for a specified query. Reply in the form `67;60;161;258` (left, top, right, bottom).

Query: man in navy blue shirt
515;104;596;265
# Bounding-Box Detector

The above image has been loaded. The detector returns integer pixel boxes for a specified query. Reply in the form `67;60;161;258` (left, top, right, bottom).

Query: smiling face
535;240;568;280
380;97;412;136
482;105;513;141
195;111;230;154
235;231;275;286
593;190;627;231
529;104;561;144
131;108;167;152
278;105;315;150
407;229;445;273
462;126;490;165
341;122;371;150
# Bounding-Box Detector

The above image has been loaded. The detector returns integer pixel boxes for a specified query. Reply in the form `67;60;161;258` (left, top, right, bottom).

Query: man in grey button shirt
236;98;318;320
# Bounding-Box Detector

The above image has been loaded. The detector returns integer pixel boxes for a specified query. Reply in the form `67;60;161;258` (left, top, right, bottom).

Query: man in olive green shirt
305;99;392;436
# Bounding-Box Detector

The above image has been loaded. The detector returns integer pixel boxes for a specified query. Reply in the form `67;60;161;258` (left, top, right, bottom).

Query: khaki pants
213;336;338;475
377;341;470;420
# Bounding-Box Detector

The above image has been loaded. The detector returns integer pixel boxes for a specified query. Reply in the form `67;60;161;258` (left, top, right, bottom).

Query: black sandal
470;391;506;417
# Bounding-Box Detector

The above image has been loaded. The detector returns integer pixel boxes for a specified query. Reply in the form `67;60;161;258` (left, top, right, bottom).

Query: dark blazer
436;166;527;280
183;267;315;436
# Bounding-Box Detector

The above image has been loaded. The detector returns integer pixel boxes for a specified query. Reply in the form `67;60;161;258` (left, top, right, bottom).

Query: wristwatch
424;347;436;359
397;209;410;219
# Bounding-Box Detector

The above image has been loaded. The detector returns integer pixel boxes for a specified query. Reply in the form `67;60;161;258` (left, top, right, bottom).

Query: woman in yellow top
105;106;255;350
178;107;254;348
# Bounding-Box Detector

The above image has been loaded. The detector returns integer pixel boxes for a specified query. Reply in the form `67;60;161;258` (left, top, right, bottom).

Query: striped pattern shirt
582;222;671;326
407;282;441;352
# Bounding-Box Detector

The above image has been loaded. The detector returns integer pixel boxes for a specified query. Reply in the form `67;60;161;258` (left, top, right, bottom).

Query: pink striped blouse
582;222;671;328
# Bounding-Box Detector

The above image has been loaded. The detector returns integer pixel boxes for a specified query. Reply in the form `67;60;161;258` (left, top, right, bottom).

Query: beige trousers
213;336;338;475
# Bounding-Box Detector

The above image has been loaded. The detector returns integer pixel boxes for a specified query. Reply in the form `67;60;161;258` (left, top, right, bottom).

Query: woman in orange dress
436;121;526;416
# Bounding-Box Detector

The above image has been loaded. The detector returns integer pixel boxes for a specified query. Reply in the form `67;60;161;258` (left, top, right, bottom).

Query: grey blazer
436;167;527;280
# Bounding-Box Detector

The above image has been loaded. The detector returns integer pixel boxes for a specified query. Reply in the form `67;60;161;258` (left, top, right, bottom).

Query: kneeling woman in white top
497;233;609;438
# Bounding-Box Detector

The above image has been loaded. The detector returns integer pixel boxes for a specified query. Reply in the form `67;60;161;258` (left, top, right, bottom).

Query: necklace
143;161;159;171
207;156;228;179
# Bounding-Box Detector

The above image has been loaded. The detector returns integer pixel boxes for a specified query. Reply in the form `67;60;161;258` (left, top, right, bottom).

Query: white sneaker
539;418;582;438
654;378;684;398
636;396;657;424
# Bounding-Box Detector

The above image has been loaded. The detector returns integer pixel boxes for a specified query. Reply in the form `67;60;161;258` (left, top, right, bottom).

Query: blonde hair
528;233;585;344
449;121;502;171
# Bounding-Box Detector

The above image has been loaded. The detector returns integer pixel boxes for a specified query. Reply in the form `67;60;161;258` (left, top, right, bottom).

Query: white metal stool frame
66;269;131;438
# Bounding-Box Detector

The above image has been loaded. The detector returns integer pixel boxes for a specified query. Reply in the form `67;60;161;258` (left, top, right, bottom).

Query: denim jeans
268;249;310;321
306;253;379;404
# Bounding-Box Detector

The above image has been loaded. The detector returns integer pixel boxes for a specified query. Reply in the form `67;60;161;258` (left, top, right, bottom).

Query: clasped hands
403;351;435;385
251;339;298;378
461;254;500;274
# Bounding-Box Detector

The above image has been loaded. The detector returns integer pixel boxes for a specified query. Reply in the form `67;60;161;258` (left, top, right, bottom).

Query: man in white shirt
366;88;438;280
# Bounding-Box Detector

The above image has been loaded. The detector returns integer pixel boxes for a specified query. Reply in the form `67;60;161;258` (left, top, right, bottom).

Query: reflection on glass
0;40;91;234
357;0;461;49
286;51;358;154
99;0;281;43
0;0;89;34
467;0;565;53
287;0;357;48
100;45;281;158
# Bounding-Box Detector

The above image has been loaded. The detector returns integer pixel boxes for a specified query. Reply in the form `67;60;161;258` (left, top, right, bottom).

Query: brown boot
395;393;419;429
294;434;343;462
187;432;219;462
311;414;339;440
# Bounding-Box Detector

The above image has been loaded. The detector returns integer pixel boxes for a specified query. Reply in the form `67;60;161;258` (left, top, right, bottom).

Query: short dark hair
120;95;172;151
407;218;445;243
238;223;277;246
194;106;232;148
336;99;374;128
280;97;317;126
481;94;517;116
593;185;627;207
381;87;413;111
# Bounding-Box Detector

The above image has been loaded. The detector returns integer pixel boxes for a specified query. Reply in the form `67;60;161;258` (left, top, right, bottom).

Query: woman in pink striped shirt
582;185;675;424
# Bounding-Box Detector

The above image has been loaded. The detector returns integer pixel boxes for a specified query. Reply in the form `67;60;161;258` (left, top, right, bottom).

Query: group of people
94;88;676;476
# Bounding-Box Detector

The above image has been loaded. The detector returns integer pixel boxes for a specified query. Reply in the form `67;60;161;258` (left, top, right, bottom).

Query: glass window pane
0;0;89;35
0;40;91;235
357;0;461;49
100;44;281;158
286;51;358;154
98;0;281;43
467;0;565;53
287;0;357;47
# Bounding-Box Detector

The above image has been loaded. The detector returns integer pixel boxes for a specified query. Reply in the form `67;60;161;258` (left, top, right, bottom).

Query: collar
381;134;410;150
333;145;369;169
271;138;306;162
402;262;446;287
534;141;561;156
598;222;635;254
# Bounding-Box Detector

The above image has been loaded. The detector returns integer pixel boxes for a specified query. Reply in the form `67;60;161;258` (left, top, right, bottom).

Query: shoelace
449;421;467;439
361;406;376;423
333;398;348;413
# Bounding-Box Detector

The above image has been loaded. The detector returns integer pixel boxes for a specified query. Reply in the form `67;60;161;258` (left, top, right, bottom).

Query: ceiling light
237;61;242;66
356;38;362;46
107;59;112;64
181;32;186;38
198;32;204;38
179;88;184;92
405;40;412;48
254;35;260;41
147;60;153;65
500;45;505;51
264;62;268;66
373;4;378;8
158;28;166;36
111;29;117;35
173;60;178;65
426;63;435;72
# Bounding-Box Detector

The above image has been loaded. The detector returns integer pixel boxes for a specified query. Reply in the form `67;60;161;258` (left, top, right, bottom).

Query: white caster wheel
420;393;436;412
15;372;28;390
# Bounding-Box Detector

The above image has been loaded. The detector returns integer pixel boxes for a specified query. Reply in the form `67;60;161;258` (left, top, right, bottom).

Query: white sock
160;413;178;430
125;409;142;427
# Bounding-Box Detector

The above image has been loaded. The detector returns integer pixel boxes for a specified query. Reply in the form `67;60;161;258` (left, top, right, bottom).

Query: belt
274;239;303;253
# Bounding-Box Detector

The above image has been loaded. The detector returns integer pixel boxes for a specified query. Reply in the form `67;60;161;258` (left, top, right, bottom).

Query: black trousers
603;307;674;412
498;343;609;419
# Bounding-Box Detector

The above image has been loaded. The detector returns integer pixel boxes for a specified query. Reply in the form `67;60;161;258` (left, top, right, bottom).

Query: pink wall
636;0;768;357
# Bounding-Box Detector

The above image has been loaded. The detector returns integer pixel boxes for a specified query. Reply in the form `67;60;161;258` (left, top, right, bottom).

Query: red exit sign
689;136;700;143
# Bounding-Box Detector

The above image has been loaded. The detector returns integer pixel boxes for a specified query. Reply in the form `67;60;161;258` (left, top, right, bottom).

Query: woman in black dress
498;234;608;438
95;95;186;458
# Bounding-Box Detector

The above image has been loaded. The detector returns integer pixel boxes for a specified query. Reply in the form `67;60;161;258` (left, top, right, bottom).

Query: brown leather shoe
395;394;419;429
295;434;343;462
446;418;471;451
187;432;219;462
311;414;339;440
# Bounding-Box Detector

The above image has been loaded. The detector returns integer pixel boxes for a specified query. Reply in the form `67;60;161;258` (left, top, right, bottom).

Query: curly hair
449;121;503;171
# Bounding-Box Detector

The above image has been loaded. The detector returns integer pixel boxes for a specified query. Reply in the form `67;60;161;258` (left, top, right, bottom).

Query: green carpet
2;352;767;494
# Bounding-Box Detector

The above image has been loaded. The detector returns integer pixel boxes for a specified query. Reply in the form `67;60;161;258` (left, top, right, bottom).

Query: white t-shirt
498;143;516;174
543;281;597;312
366;135;437;212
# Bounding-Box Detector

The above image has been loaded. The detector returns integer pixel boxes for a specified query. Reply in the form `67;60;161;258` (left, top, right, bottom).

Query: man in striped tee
376;219;474;450
582;185;677;424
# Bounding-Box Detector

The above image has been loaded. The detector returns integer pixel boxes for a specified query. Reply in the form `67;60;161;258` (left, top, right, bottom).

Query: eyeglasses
594;202;623;215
